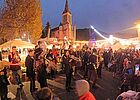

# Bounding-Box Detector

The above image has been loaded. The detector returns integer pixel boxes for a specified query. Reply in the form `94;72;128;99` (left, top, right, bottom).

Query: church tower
62;0;73;40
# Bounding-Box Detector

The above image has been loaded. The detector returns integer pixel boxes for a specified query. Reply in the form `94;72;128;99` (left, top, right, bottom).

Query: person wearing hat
75;80;96;100
25;49;36;93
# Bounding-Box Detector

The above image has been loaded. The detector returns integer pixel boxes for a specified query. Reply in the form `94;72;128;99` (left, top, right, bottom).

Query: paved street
8;69;120;100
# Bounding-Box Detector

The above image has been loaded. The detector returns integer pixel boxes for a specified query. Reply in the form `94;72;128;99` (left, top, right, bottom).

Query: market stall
0;39;35;71
0;39;35;50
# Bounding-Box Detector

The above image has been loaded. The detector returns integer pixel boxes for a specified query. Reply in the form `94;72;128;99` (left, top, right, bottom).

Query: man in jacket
25;49;36;93
63;50;73;92
87;49;98;88
83;48;91;78
8;46;23;88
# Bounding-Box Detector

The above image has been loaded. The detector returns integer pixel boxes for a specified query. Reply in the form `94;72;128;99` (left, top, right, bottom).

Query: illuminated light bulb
136;24;140;29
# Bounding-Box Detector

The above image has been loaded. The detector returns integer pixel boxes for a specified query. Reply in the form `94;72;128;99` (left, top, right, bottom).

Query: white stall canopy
0;39;35;50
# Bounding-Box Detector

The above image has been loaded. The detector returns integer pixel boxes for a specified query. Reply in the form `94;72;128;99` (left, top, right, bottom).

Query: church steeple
61;0;73;40
63;0;71;14
62;0;72;25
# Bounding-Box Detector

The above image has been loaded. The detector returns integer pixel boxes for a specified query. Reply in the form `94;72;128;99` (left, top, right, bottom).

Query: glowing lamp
24;33;26;37
136;24;140;29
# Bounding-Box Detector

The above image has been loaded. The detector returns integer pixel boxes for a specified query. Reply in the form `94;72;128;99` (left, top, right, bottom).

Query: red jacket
8;52;21;71
79;91;96;100
52;50;58;64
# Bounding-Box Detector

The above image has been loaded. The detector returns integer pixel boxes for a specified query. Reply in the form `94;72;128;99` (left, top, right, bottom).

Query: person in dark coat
61;49;65;71
37;62;48;88
25;49;36;93
46;50;54;61
0;57;10;100
37;52;48;88
68;45;76;78
68;45;76;64
0;68;10;100
81;48;86;71
34;41;48;88
87;49;98;88
83;48;91;78
97;50;104;78
103;50;109;68
63;50;73;92
75;46;82;71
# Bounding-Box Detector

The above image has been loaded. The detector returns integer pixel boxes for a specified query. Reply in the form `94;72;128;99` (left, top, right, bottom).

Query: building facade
50;0;76;42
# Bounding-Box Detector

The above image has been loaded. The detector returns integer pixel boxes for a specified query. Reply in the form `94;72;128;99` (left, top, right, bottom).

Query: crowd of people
0;41;140;100
107;48;140;92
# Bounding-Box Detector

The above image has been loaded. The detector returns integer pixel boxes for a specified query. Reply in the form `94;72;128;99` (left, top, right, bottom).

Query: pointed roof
62;0;71;14
46;21;50;27
59;22;63;26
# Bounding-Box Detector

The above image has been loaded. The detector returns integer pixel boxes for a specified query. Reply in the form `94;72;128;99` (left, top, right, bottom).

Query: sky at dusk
41;0;140;33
